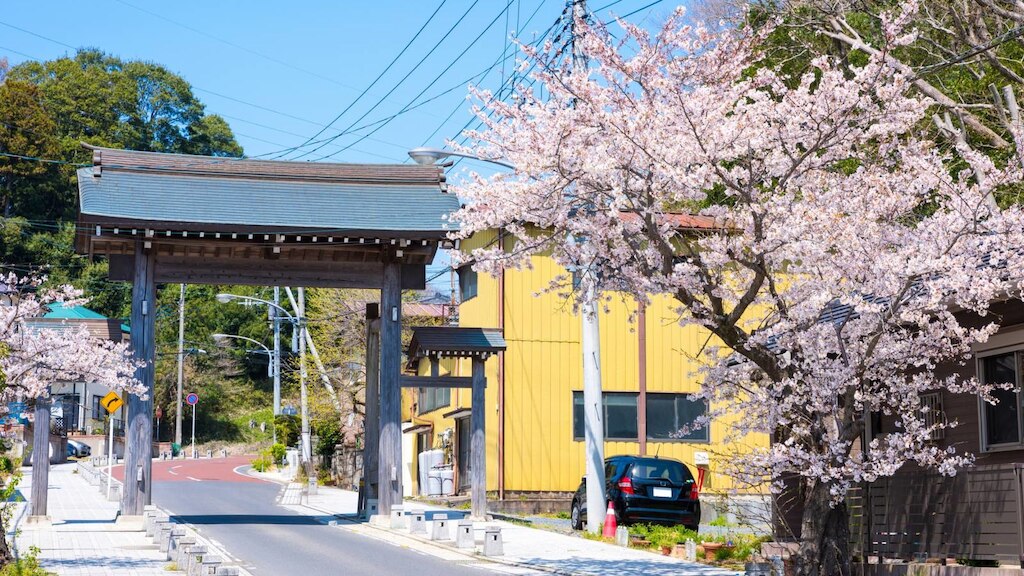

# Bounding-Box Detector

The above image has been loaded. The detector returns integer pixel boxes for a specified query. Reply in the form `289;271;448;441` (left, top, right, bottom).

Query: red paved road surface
109;455;268;483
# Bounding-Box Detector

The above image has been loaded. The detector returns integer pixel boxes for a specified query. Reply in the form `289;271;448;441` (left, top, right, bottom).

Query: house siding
403;231;769;495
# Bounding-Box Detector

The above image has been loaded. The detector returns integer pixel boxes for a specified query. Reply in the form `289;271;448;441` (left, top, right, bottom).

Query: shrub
0;546;53;575
250;457;270;473
269;443;286;466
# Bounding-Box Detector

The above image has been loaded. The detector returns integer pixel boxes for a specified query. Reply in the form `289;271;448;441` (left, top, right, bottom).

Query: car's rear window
629;460;692;483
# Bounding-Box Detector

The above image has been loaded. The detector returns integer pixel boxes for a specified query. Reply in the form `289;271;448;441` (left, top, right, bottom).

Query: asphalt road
128;457;498;576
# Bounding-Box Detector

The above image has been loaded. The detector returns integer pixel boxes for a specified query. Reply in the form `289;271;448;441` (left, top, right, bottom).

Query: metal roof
43;303;107;320
407;326;506;360
77;146;460;236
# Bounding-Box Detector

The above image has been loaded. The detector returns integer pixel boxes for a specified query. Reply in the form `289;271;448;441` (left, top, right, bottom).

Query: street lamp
216;292;296;417
407;147;516;170
410;145;607;532
212;333;273;376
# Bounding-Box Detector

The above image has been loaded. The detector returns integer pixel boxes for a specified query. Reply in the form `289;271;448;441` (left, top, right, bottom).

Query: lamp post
408;142;607;531
216;292;296;418
211;332;278;443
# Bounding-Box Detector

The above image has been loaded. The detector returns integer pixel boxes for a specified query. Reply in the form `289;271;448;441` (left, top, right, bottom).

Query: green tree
0;79;59;217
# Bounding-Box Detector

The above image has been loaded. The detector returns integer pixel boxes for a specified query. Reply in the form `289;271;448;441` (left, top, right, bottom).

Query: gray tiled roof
76;147;460;236
407;326;507;359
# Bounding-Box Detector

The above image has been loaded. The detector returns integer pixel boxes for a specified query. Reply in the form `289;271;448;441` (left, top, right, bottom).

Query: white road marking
186;476;202;482
169;465;182;476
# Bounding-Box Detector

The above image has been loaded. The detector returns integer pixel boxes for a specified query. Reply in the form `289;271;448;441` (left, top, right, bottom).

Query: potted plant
702;541;724;561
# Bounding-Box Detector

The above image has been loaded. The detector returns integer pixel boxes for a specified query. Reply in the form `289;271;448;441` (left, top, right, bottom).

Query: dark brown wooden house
777;300;1024;566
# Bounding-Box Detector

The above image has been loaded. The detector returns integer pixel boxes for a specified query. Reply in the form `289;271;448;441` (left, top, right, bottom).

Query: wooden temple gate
75;145;459;516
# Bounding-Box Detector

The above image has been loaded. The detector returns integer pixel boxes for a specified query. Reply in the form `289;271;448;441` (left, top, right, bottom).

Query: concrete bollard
161;526;184;554
183;545;207;576
455;520;474;549
430;514;451;541
173;536;196;565
196;554;222;575
155;522;174;546
206;449;212;458
389;506;405;529
221;449;227;458
483;526;503;556
164;528;186;559
142;506;159;532
408;510;426;534
147;515;169;538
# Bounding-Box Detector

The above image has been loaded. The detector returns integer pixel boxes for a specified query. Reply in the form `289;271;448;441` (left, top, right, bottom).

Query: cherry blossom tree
0;273;143;563
452;4;1024;574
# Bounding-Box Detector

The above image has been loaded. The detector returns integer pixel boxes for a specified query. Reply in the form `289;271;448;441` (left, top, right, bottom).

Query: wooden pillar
377;261;402;516
470;357;486;519
361;303;380;512
123;241;155;515
30;393;50;517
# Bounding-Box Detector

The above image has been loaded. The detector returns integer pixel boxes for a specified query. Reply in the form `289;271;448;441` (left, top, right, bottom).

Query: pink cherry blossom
452;6;1024;572
1;273;146;404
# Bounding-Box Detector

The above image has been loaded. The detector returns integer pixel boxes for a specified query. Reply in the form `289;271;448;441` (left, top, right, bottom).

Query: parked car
66;439;91;458
570;455;700;531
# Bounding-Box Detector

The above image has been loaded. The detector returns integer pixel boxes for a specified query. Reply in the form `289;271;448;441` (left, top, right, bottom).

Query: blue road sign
282;405;298;416
185;393;199;406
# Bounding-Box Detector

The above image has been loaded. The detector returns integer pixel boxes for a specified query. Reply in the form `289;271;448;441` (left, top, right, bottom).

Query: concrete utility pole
298;288;312;476
272;287;282;418
570;0;607;534
174;283;185;446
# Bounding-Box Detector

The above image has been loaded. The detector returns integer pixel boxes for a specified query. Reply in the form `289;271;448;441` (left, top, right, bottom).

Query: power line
0;20;76;50
282;0;450;157
0;151;88;166
311;0;519;162
113;0;376;99
285;0;487;160
416;0;552;149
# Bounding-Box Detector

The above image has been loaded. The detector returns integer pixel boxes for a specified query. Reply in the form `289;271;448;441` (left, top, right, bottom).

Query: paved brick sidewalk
15;462;172;576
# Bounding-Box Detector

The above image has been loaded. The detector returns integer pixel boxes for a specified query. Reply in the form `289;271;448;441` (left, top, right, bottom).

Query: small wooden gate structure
403;327;506;519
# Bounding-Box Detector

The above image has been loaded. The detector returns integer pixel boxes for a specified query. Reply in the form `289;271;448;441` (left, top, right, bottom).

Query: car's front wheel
570;500;583;530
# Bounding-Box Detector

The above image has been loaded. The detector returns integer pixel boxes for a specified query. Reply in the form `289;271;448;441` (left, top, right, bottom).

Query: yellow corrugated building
402;231;768;498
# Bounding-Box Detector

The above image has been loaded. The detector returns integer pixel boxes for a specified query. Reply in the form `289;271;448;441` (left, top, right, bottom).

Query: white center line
186;476;201;482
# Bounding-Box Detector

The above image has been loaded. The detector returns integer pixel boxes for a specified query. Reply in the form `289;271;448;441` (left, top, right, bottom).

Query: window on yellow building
646;393;709;442
458;266;477;302
418;387;451;414
572;392;638;441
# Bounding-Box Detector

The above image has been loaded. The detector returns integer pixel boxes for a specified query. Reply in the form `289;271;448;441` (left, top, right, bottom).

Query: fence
849;464;1024;564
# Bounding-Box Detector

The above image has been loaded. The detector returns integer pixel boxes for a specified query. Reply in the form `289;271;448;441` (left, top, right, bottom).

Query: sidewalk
264;474;741;576
14;462;171;576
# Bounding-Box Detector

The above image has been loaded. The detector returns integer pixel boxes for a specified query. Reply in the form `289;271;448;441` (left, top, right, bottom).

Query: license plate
652;487;672;498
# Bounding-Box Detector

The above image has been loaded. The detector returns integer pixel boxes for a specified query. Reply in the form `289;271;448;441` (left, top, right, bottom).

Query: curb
76;460;254;576
294;499;586;576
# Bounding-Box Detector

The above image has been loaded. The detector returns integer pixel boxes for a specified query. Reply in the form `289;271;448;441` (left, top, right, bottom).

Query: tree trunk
794;480;851;576
0;520;13;566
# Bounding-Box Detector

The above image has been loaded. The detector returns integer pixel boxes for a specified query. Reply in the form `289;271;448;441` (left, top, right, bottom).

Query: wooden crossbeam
399;376;474;389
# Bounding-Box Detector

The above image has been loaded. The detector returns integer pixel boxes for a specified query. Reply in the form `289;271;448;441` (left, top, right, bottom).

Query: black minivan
569;455;700;531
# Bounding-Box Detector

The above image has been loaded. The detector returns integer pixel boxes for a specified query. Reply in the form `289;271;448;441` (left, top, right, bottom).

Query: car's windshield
629;460;692;483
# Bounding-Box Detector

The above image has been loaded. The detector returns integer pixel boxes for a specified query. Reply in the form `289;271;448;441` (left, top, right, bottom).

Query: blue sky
0;0;681;291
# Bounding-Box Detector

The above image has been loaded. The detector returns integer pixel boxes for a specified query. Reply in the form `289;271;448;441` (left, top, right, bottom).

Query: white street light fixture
407;147;516;170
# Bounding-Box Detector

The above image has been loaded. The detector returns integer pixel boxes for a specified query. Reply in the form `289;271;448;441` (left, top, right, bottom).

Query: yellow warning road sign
101;391;123;414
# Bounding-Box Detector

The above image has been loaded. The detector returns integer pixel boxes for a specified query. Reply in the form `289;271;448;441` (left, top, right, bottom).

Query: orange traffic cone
602;501;617;538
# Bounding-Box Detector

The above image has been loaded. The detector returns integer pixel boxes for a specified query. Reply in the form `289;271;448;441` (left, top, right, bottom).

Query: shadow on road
170;514;334;526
